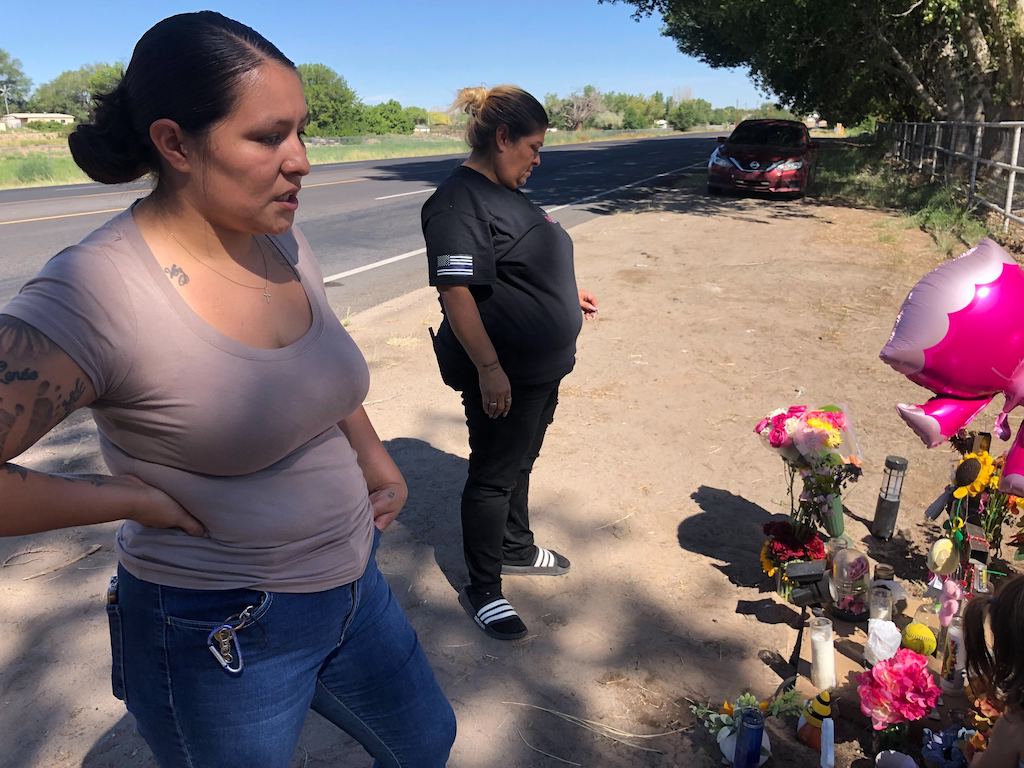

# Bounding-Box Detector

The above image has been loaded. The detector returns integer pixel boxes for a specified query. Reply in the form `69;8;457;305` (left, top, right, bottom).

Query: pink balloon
880;239;1024;495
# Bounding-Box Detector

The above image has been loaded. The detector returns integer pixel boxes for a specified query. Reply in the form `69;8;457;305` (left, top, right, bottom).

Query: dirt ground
1;174;1016;768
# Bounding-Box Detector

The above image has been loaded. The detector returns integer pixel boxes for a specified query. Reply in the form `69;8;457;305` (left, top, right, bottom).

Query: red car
707;119;817;197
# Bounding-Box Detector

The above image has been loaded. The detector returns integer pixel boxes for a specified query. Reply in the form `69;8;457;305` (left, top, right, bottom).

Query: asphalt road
0;133;718;311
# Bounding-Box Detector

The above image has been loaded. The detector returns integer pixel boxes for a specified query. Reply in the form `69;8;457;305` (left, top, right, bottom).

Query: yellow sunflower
953;451;996;499
760;540;777;577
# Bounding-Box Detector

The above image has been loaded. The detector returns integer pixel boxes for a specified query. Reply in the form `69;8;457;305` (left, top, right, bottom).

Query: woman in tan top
0;12;454;767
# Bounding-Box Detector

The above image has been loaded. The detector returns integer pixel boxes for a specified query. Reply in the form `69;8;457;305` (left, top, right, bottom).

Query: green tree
297;63;362;136
0;49;32;111
668;98;713;130
29;62;123;121
604;0;1024;122
361;100;415;134
403;106;428;127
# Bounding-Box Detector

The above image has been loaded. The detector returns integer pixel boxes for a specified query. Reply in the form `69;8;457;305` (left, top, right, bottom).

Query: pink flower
857;649;941;730
768;428;790;448
754;418;770;434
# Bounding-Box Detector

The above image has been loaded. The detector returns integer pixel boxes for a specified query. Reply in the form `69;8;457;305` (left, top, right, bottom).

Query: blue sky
5;1;769;110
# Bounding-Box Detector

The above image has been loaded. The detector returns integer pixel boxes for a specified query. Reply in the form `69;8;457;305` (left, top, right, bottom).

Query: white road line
374;188;435;200
322;247;426;283
322;163;701;284
542;162;701;214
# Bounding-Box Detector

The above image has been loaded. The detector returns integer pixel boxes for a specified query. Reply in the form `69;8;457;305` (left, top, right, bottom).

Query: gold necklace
164;223;271;303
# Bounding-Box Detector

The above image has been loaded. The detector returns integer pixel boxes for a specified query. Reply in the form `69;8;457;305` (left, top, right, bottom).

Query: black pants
460;378;561;593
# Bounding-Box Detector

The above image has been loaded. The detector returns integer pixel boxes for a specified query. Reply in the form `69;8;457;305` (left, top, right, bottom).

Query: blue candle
733;708;765;767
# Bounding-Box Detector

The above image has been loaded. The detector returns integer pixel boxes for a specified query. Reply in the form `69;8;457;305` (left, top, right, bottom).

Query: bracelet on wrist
478;360;500;372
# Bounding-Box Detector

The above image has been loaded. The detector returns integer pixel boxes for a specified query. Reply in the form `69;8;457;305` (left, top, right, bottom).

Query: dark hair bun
68;83;153;184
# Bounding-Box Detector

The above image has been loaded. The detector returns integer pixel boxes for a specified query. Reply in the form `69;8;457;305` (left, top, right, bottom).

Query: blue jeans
107;531;455;767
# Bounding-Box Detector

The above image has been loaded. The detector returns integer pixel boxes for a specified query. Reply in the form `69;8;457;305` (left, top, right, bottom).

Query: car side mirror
717;136;727;144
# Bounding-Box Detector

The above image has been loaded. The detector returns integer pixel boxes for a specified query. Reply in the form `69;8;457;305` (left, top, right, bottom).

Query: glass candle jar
809;616;837;690
831;547;870;621
869;587;894;621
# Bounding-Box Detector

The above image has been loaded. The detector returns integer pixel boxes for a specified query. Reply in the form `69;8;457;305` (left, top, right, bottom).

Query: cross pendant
263;289;271;304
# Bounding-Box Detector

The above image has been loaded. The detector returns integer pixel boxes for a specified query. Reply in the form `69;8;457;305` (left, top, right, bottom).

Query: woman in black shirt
422;85;597;640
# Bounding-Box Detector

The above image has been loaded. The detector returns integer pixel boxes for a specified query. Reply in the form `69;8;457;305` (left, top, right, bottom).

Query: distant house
2;112;76;130
413;124;430;134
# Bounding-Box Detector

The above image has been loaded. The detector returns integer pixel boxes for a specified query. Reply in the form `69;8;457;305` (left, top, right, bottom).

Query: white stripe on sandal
535;548;555;568
475;598;519;627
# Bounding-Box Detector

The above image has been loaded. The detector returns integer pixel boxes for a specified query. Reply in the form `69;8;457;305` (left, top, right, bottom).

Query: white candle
810;617;837;690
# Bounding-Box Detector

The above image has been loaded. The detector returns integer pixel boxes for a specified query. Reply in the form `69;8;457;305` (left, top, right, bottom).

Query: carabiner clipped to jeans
206;601;258;674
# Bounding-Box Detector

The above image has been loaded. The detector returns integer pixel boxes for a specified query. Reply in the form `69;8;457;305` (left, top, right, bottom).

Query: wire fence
878;121;1024;232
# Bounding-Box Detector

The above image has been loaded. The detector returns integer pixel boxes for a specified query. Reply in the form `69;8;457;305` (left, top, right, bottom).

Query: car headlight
775;159;804;171
710;152;732;168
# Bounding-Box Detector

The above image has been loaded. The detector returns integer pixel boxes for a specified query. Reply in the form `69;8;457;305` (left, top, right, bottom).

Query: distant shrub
15;156;55;182
24;121;75;136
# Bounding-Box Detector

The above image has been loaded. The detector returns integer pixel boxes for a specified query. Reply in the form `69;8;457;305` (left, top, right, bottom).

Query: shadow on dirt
680;485;780;588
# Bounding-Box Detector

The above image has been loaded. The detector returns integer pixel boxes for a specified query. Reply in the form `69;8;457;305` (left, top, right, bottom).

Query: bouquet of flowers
689;689;804;736
760;520;826;598
754;405;862;538
933;432;1024;567
857;648;941;731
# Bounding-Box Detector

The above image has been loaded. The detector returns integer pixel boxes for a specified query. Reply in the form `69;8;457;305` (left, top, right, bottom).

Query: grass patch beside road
0;154;90;189
0;127;681;190
812;137;991;255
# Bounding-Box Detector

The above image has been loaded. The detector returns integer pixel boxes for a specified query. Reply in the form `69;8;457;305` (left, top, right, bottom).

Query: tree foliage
604;0;1024;122
297;63;363;136
0;49;32;111
29;63;122;121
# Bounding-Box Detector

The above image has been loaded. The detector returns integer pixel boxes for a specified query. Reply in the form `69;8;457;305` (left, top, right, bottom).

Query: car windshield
729;123;805;148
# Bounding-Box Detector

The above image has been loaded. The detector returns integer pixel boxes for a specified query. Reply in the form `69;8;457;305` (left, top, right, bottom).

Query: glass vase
871;722;909;755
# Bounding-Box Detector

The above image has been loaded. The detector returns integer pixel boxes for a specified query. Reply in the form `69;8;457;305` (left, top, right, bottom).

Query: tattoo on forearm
164;264;190;286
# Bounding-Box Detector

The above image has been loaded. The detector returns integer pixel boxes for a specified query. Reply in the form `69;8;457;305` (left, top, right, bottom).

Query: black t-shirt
422;165;582;387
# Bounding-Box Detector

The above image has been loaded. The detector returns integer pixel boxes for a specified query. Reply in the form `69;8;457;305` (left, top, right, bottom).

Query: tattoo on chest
164;264;190;286
0;360;39;385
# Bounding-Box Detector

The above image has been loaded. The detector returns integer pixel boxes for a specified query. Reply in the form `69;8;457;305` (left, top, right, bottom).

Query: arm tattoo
0;315;57;357
0;400;25;457
60;379;86;418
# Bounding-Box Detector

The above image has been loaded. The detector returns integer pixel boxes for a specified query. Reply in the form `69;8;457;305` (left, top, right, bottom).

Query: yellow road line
0;207;124;226
302;177;367;189
0;176;368;225
0;187;147;206
0;175;366;211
